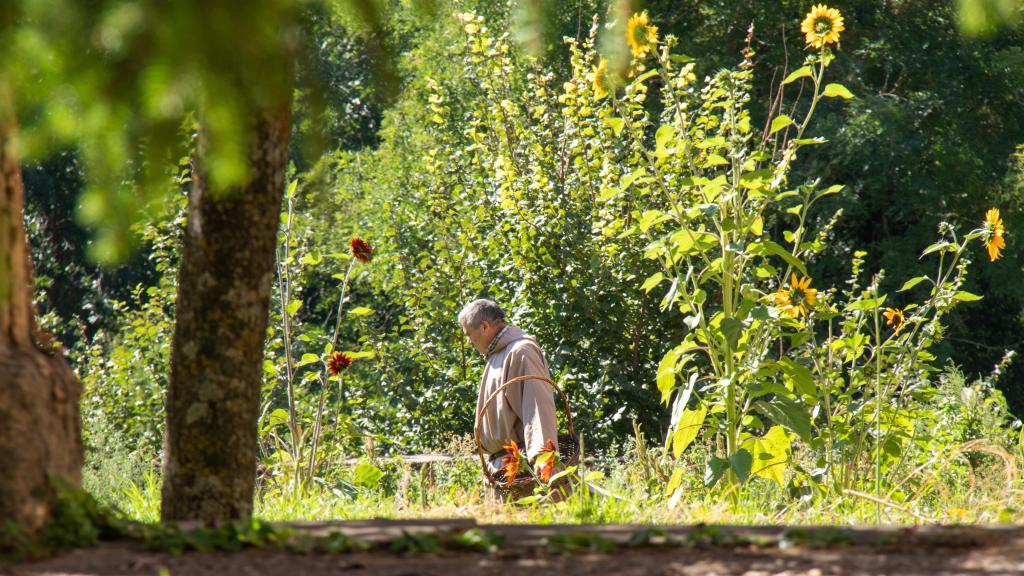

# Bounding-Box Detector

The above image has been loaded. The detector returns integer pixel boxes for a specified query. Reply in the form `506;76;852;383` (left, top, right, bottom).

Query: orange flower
883;307;905;335
983;208;1006;262
327;351;353;376
500;439;522;482
536;439;558;483
350;237;374;263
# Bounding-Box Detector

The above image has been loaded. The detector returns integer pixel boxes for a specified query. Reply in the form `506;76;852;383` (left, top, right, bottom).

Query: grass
84;441;1024;528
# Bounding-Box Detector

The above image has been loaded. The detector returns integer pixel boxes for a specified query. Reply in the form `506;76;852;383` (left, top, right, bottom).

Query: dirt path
5;521;1024;576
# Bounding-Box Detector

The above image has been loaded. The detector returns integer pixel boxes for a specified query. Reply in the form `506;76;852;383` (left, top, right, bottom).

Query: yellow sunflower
882;307;905;335
626;11;659;58
983;208;1006;261
770;274;818;317
591;57;610;99
801;4;845;49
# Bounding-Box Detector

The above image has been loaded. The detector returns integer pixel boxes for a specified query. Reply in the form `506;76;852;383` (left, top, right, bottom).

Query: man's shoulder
506;336;543;354
504;337;548;368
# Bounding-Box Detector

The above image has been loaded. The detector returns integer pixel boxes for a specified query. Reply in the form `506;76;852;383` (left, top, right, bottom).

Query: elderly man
459;299;558;478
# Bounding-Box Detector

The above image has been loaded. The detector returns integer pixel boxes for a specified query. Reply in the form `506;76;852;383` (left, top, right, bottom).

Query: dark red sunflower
350;237;374;263
327;351;354;376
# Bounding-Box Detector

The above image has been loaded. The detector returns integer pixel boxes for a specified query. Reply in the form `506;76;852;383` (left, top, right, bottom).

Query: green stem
330;257;358;352
873;305;881;524
323;257;359;473
276;194;302;494
796;58;827;140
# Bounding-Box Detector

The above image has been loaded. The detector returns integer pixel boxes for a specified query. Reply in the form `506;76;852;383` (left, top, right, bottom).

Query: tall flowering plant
441;6;1006;507
583;6;1007;499
262;177;378;492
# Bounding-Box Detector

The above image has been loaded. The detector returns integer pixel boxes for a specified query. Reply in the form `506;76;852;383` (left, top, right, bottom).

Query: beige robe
475;325;559;473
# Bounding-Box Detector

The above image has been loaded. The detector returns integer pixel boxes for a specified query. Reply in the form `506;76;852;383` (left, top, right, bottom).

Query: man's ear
479;320;490;332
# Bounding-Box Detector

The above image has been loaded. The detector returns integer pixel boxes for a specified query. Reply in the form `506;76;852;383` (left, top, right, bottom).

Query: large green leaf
704;456;728;488
719;316;744;351
781;66;813;84
753;395;812;442
300;251;322;266
655;125;677;150
639;210;672;233
604;117;624;136
750;241;807;276
899;276;929;292
656;345;684;404
353;462;385;488
740;426;791;486
641;272;665;294
621;168;648;190
672;404;707;458
822;83;854;99
669;372;699;429
769;115;793;134
953;291;983;302
656;344;699;404
846;295;887;311
267;408;289;427
778;358;816;399
666;468;684;498
728;449;752;483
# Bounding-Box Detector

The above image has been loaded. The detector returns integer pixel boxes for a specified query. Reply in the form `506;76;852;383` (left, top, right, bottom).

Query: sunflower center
632;27;648;45
790;288;808;307
814;17;833;35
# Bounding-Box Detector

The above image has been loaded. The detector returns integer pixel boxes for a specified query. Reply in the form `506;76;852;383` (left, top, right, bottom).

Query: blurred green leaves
9;0;460;264
958;0;1022;36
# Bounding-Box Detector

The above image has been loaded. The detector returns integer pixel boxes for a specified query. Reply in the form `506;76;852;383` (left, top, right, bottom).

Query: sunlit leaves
781;66;813;85
671;404;707;458
899;277;929;292
769;115;793;134
740;426;791;486
821;83;854;99
952;291;983;301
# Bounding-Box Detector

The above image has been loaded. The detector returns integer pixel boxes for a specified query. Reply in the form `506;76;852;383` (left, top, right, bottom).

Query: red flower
500;439;522;482
350;237;374;263
327;351;353;376
537;439;558;483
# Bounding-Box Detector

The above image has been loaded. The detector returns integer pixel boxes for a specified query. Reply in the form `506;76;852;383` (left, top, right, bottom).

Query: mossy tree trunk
0;80;83;535
160;104;292;523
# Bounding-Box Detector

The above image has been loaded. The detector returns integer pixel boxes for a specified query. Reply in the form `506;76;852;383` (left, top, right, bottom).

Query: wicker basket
474;374;580;501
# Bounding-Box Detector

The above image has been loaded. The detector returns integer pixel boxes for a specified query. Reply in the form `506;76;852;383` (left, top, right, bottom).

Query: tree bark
161;104;292;523
0;82;83;535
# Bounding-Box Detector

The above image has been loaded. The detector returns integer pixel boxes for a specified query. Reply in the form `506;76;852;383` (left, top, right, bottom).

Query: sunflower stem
275;189;303;495
873;303;882;524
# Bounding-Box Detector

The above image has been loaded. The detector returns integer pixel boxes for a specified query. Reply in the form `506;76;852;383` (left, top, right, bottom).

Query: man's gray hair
458;299;506;328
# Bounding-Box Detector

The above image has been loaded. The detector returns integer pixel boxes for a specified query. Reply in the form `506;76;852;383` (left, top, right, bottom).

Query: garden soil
4;521;1024;576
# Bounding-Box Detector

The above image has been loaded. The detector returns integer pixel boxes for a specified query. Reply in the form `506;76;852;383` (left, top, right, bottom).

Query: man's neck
484;323;509;357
